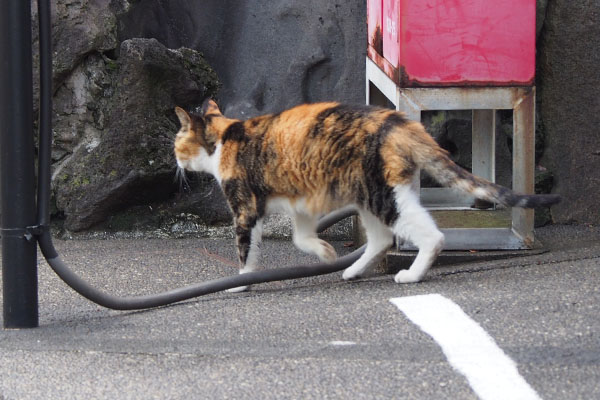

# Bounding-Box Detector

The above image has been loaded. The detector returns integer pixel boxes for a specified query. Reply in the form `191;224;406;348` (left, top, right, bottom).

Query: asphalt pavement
0;224;599;399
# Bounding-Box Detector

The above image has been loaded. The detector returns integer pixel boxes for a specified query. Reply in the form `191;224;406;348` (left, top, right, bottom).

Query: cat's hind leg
227;217;263;293
342;210;394;280
392;185;445;284
292;212;337;263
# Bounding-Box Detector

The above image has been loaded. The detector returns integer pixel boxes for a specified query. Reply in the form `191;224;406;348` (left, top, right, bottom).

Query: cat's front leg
227;216;263;293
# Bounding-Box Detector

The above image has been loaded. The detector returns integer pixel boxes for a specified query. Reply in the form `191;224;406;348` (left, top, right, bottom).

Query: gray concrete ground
0;224;599;399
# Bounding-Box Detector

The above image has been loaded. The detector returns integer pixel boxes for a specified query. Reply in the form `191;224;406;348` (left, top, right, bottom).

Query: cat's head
174;99;223;174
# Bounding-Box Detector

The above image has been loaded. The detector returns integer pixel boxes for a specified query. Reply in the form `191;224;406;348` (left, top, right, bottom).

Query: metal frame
366;57;536;250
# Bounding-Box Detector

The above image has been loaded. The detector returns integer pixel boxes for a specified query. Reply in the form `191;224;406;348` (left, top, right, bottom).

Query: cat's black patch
201;98;214;115
310;104;374;138
376;112;408;136
223;178;262;265
355;181;367;207
235;222;255;265
203;133;217;155
311;105;377;170
328;133;359;169
363;124;400;226
248;119;261;129
223;179;251;216
235;139;272;218
235;223;252;241
497;186;516;206
189;115;217;155
309;107;337;138
398;158;418;181
222;121;248;143
328;178;339;199
223;132;272;221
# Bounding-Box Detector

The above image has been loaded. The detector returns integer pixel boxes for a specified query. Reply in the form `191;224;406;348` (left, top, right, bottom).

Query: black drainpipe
0;0;39;328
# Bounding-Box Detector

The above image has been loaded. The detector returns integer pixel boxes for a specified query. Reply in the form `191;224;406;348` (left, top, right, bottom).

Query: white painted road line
390;294;542;400
329;341;357;346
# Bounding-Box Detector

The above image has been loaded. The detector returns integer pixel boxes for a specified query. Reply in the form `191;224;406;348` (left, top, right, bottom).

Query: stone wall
44;0;366;232
41;0;600;231
118;0;367;117
36;0;221;231
537;0;600;224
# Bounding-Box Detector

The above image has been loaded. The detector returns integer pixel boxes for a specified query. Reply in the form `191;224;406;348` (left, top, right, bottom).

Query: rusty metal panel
367;0;383;57
398;87;533;111
511;87;536;246
472;110;496;183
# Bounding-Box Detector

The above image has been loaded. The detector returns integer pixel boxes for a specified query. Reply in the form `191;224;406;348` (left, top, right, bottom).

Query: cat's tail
417;146;561;208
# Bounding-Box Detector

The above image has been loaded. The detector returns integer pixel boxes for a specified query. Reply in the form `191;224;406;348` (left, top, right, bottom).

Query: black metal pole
0;0;39;328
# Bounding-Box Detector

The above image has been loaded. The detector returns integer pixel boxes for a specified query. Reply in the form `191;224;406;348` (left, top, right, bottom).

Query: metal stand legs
366;58;536;250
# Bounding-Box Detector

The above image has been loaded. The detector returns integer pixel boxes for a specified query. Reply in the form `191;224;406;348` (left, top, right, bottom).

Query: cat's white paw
394;269;422;284
226;266;257;293
317;240;338;263
226;285;249;293
342;265;364;281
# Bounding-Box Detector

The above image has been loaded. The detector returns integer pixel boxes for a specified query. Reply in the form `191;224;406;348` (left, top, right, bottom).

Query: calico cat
174;99;560;291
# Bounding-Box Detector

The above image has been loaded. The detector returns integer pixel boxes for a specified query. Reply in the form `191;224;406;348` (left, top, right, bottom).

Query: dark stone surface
45;0;366;232
53;38;220;231
538;0;600;224
118;0;367;118
31;0;130;100
536;0;548;39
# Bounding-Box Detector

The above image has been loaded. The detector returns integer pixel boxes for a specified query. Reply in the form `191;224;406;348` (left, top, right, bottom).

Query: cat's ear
201;98;222;116
174;106;191;130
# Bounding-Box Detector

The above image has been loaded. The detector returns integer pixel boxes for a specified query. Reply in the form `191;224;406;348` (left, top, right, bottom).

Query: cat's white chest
266;196;310;216
187;143;223;183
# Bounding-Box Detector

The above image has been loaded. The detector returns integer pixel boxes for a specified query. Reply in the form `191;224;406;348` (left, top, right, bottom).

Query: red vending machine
366;0;537;251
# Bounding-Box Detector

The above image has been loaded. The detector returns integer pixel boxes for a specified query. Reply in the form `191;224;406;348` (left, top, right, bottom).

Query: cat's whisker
202;179;216;198
175;166;190;193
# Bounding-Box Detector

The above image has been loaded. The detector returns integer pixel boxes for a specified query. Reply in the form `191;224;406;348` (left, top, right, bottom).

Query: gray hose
37;211;363;310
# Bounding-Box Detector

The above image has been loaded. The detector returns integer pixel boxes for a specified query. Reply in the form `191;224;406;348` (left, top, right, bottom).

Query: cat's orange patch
219;140;246;180
174;137;201;161
209;116;237;139
174;107;198;162
253;103;380;214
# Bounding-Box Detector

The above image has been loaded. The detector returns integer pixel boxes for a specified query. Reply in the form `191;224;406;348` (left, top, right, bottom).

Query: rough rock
39;0;366;234
53;38;220;231
31;0;131;98
538;0;600;224
118;0;366;118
